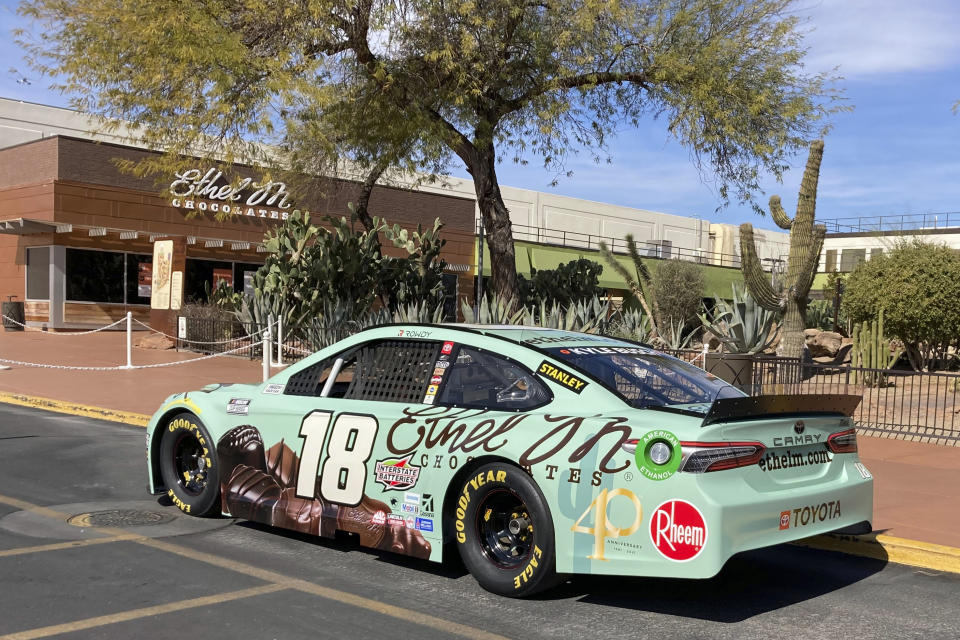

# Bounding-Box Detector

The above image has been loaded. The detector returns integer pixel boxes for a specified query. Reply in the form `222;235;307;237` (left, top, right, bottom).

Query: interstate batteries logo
374;455;421;491
650;499;708;562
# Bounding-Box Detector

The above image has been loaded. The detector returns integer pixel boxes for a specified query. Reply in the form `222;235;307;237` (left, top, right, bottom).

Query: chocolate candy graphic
265;439;299;488
381;523;432;560
336;495;432;559
272;487;338;537
216;425;267;513
217;425;266;474
224;464;281;523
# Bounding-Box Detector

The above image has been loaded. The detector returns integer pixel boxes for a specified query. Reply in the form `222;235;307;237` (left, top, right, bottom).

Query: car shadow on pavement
547;543;888;622
233;519;471;580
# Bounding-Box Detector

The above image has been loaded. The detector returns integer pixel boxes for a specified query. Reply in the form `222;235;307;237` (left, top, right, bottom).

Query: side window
285;340;439;402
437;347;550;410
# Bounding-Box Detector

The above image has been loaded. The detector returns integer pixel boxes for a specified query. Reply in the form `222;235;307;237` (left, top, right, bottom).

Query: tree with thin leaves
19;0;839;300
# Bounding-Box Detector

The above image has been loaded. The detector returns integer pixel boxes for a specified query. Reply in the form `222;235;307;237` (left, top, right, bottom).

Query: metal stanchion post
276;315;283;367
122;311;133;369
262;327;271;382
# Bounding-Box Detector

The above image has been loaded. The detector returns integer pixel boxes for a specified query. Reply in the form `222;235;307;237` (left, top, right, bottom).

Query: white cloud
799;0;960;76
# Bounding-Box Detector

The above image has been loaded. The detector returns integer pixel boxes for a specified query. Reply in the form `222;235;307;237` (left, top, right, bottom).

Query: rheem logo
650;499;708;562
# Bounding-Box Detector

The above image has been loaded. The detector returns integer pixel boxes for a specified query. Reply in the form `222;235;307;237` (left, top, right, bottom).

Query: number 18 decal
295;410;378;506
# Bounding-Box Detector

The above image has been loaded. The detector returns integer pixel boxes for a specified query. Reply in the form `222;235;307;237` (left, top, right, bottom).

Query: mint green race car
145;325;873;596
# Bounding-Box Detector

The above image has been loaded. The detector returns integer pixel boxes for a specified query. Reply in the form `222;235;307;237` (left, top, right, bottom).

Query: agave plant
658;318;696;350
460;293;527;325
699;284;780;354
393;300;446;324
534;296;612;332
604;308;654;343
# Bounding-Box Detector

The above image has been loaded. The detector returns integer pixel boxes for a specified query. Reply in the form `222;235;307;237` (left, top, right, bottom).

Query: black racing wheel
454;462;559;597
159;413;220;516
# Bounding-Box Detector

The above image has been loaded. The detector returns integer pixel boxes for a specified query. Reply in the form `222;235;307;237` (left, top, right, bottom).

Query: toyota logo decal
794;420;806;435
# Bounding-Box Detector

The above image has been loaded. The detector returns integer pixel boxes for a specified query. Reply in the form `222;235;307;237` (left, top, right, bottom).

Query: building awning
0;218;64;235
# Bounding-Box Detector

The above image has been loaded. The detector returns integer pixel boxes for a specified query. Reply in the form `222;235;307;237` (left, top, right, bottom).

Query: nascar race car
145;325;873;596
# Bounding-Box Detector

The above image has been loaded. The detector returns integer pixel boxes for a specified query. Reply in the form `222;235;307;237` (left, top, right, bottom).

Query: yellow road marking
796;532;960;574
0;392;149;426
0;535;138;558
0;584;287;640
136;536;512;640
0;493;510;640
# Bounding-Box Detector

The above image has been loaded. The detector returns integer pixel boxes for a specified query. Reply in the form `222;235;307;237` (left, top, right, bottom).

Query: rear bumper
558;456;873;579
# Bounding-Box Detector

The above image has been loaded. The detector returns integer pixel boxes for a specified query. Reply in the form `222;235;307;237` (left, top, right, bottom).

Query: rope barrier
131;318;275;345
0;344;254;371
2;315;126;335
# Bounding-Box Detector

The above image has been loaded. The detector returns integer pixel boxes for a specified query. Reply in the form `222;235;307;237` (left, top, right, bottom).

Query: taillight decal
678;441;765;473
827;428;858;454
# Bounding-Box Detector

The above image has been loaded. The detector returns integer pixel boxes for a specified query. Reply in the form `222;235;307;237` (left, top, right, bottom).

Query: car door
217;337;442;557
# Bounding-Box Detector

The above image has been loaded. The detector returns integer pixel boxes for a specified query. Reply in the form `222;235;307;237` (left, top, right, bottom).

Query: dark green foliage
805;299;834;331
650;260;705;327
383;219;447;309
518;259;605;308
842;239;960;371
253;210;446;326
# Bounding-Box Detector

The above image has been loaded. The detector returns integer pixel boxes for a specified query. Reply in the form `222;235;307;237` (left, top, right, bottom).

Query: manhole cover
67;509;176;528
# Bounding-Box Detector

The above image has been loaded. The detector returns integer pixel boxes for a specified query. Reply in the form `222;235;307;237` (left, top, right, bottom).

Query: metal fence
665;349;960;445
819;211;960;234
176;316;357;363
176;317;264;359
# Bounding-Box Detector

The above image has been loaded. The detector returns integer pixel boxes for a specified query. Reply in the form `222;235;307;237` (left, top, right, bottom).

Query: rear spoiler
701;394;861;427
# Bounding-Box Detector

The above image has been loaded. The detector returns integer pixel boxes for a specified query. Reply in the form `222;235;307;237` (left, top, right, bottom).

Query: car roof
363;323;651;350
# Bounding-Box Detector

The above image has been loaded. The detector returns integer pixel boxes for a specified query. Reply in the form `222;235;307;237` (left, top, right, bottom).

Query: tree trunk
468;148;519;301
778;296;807;358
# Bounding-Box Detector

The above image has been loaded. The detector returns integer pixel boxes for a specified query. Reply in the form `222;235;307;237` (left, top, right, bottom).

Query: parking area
1;403;959;640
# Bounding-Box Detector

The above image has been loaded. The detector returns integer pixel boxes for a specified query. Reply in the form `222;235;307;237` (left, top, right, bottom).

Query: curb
2;393;959;575
0;392;150;427
794;532;960;574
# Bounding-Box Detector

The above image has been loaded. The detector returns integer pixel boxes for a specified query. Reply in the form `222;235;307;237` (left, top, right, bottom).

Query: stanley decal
536;361;588;394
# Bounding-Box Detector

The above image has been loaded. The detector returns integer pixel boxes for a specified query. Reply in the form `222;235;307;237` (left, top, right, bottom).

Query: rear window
545;346;743;411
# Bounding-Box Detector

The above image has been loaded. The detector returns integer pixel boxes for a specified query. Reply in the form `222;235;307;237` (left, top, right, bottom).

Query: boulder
809;331;843;358
136;333;175;350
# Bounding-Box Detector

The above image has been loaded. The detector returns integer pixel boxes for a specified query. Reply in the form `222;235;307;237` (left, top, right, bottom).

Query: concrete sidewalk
2;328;959;553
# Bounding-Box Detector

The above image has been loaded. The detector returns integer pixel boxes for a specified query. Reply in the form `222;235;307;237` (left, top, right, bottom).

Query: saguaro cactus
740;140;828;359
851;309;903;387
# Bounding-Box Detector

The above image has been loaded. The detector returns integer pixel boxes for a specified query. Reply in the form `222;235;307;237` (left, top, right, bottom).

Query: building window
840;249;866;273
185;259;232;303
125;254;153;305
234;262;262;297
26;247;50;300
66;249;125;303
824;249;837;272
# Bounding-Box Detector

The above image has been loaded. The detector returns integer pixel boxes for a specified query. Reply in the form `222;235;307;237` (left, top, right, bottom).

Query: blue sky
2;1;959;233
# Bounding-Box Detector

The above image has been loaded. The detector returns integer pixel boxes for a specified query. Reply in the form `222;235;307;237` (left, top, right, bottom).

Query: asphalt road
0;404;958;640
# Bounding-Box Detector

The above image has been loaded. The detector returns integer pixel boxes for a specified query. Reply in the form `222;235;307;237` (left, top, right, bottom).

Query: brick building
0;135;476;330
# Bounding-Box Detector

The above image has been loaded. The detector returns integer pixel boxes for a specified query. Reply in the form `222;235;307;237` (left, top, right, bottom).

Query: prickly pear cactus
739;140;828;359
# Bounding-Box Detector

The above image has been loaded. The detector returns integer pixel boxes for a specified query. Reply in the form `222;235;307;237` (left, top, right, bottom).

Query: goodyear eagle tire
159;413;220;517
454;463;559;597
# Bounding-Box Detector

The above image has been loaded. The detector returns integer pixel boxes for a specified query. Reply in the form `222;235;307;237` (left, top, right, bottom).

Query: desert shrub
518;258;605;307
842;239;960;370
650;259;705;327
